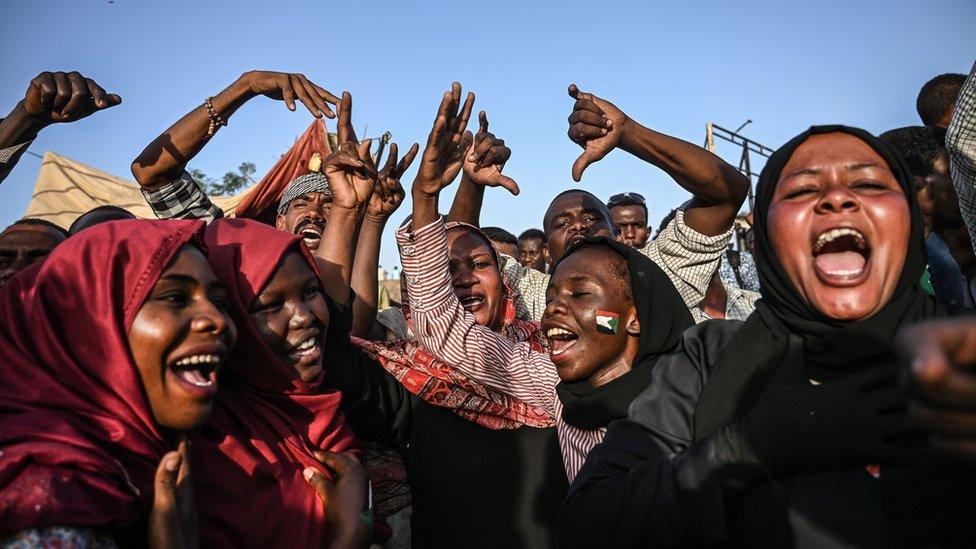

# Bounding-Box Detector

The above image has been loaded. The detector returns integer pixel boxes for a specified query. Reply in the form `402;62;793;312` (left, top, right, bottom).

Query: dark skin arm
131;71;338;191
567;84;749;236
350;141;418;338
315;93;377;304
0;71;121;182
444;110;518;225
304;451;372;549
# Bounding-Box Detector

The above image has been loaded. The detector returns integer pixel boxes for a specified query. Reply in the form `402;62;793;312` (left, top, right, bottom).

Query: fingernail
912;358;927;376
165;455;180;472
602;128;608;134
303;467;316;481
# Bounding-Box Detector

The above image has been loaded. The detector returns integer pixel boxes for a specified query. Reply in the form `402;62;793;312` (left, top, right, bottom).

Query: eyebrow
158;273;225;292
782;162;883;182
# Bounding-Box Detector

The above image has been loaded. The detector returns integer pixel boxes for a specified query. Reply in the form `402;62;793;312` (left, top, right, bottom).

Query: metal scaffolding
704;122;775;212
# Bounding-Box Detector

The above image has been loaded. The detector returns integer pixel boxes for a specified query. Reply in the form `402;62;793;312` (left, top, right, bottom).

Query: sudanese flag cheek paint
595;310;620;334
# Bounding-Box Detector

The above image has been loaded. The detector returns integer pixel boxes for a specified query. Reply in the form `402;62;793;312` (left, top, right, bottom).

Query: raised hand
566;84;631;182
148;439;198;549
323;92;378;212
367;142;419;221
462;111;519;195
22;71;122;126
304;451;372;549
244;70;339;119
897;320;976;463
412;82;476;198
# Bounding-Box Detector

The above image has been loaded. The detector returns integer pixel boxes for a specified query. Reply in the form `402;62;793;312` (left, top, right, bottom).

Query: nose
815;182;860;214
287;300;314;330
452;267;477;289
191;298;231;336
543;292;569;320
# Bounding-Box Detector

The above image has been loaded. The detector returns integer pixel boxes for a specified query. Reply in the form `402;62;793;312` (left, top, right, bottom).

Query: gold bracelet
204;96;227;136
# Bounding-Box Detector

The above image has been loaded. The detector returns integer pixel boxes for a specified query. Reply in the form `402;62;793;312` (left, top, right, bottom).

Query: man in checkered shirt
946;62;976;256
131;70;341;252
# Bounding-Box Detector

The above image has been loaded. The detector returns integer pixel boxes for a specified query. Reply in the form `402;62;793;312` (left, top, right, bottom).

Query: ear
624;306;640;336
543;244;551;263
275;213;287;231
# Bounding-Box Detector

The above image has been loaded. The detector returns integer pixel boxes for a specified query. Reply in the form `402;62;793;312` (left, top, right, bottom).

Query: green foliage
188;162;256;196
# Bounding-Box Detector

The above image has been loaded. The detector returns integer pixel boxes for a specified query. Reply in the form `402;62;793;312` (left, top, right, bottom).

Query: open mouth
812;227;871;284
458;292;486;313
567;234;586;248
170;353;221;392
297;224;323;247
288;335;320;358
545;326;579;359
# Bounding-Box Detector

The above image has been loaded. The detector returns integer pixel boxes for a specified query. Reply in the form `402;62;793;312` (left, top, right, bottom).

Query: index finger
450;91;475;147
337;91;353;143
479;110;489;134
382;143;399;174
395;143;420;177
307;80;340;105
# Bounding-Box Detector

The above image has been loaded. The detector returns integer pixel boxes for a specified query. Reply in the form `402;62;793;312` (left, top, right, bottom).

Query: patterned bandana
277;172;331;214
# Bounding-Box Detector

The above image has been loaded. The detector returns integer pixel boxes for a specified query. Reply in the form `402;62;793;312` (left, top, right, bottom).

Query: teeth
296;338;316;351
813;228;866;253
173;354;221;367
546;327;574;338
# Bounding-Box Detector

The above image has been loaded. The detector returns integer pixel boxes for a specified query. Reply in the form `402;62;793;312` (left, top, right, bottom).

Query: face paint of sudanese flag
595;310;620;335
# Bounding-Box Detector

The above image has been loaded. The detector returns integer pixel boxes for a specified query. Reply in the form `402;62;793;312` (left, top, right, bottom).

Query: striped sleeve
947;61;976;255
396;217;559;412
641;202;733;310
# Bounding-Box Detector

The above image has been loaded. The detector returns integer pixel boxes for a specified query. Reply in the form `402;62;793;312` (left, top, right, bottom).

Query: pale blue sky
2;0;974;270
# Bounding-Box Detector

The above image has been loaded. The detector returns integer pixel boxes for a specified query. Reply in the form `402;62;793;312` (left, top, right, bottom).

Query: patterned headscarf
277;172;331;214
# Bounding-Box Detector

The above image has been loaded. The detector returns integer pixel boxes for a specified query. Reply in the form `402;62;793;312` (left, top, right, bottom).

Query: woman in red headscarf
0;219;237;546
191;218;367;548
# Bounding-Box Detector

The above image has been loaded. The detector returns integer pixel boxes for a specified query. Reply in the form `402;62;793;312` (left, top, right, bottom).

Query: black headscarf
696;124;942;439
554;237;694;429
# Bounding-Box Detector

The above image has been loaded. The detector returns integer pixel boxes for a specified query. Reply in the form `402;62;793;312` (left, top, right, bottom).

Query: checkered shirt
141;170;224;222
947;61;976;253
0;131;32;184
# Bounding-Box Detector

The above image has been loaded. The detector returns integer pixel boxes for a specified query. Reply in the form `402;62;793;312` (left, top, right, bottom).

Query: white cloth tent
23;151;252;228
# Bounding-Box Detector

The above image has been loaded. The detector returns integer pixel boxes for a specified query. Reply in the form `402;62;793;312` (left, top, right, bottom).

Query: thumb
459;130;474;156
572;152;593;182
304;467;332;507
153;451;182;512
496;174;520;196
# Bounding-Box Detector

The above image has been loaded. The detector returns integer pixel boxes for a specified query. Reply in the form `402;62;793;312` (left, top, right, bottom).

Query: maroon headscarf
0;219;206;535
192;218;357;548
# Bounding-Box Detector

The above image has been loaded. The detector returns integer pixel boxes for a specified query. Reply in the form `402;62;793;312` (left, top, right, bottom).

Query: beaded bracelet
204;96;227;136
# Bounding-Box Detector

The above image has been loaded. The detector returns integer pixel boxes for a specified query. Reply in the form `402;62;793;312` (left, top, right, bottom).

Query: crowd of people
0;62;975;548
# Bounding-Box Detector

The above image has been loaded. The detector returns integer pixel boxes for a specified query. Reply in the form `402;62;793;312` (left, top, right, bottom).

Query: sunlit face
249;250;329;382
0;223;67;286
767;133;910;321
544;192;614;267
128;246;237;431
447;227;506;332
610;205;650;249
517;236;549;272
542;246;640;385
276;192;333;251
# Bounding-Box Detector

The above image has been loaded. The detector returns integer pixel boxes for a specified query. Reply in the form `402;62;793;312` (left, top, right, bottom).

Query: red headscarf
191;218;357;548
0;220;206;535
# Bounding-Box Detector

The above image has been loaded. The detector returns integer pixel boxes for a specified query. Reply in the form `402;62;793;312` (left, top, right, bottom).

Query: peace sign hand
367;142;419;221
323;92;377;212
566;84;631;182
462;111;519;195
412;82;476;199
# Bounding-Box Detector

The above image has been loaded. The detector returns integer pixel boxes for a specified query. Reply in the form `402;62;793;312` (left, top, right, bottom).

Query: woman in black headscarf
559;126;976;548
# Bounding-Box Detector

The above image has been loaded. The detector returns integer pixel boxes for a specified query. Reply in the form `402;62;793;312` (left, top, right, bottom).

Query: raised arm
315;93;377;305
567;84;749;236
350;141;418;338
130;71;337;191
446;111;519;224
0;71;121;184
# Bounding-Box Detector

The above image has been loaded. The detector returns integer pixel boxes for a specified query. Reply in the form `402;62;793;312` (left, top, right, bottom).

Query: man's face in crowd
518;236;549;272
543;192;615;267
0;223;67;286
917;149;964;231
610;204;650;249
543;246;640;385
767;132;910;321
249;250;329;383
276;191;333;252
448;227;506;332
128;246;236;431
